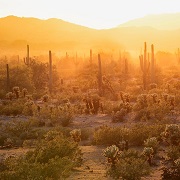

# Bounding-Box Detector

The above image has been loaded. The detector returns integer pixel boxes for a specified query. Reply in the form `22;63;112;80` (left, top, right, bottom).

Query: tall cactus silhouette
6;64;10;92
49;50;52;94
24;45;32;66
98;54;103;96
150;44;155;83
139;42;150;90
24;45;29;65
90;49;92;64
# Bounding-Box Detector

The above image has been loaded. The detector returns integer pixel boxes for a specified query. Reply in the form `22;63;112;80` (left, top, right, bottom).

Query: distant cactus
13;86;20;99
6;64;10;92
142;147;154;166
90;49;92;64
139;42;150;90
22;88;28;98
151;93;158;104
6;92;14;100
137;94;148;108
24;45;33;66
49;50;52;94
42;94;49;102
150;44;156;83
98;54;103;96
144;137;159;154
161;124;180;146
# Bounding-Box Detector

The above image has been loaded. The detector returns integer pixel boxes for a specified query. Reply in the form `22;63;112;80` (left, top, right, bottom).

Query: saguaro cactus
139;42;150;90
151;44;155;83
90;49;92;64
49;50;52;94
24;45;30;66
6;64;10;92
98;54;103;96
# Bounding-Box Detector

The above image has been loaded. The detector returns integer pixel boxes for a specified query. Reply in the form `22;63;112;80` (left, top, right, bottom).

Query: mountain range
0;13;180;57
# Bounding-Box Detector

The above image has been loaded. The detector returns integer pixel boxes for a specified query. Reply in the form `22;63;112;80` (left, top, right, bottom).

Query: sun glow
1;0;180;29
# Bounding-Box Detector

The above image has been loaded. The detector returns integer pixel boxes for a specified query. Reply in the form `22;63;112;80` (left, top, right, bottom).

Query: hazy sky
1;0;180;29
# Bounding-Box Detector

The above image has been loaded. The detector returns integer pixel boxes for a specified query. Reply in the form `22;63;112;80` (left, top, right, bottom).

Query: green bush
92;125;129;145
0;130;82;180
161;158;180;180
129;124;165;146
106;149;150;180
166;146;180;161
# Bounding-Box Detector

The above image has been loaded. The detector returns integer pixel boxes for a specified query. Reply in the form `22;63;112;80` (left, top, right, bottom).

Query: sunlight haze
1;0;180;29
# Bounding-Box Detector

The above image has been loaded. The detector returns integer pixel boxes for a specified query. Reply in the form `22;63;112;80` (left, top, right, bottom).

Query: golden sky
1;0;180;29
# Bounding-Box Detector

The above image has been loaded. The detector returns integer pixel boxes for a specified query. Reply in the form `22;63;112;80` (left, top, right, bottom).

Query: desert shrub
56;106;74;127
119;149;140;159
161;158;180;180
0;130;82;180
38;105;74;127
0;89;6;99
102;101;120;115
0;101;24;116
0;119;45;146
166;146;180;161
129;124;165;146
112;108;127;122
134;108;150;121
106;149;150;180
80;128;92;141
93;125;129;145
28;117;45;127
70;129;81;142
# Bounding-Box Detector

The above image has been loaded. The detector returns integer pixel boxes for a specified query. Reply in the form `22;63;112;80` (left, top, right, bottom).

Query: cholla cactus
24;100;34;107
137;94;148;108
168;95;175;110
151;93;158;103
42;94;49;103
70;129;81;142
162;93;169;102
144;137;159;154
162;124;180;146
142;147;154;165
102;145;119;165
13;86;20;99
6;92;14;100
22;88;28;98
